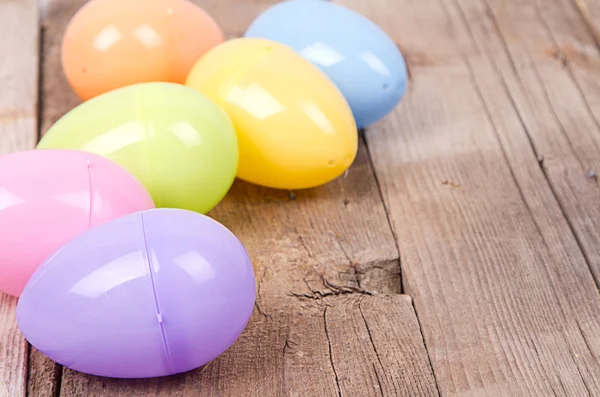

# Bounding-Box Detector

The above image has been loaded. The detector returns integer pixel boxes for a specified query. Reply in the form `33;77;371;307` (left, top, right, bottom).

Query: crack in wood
290;276;374;300
254;301;269;320
575;365;593;397
358;299;387;397
323;306;342;397
528;338;560;397
281;331;290;395
298;232;379;294
254;268;271;320
359;132;403;293
371;363;384;397
298;235;324;269
36;25;44;143
406;297;442;397
574;318;595;357
25;344;31;397
332;234;363;289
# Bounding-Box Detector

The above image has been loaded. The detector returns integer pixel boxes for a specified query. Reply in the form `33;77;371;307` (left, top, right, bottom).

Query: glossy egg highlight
185;38;358;190
62;0;224;100
37;82;238;215
16;208;256;378
245;0;408;128
0;149;154;297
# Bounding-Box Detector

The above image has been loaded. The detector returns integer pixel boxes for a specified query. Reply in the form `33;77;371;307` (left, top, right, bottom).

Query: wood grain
333;0;600;395
479;0;600;285
58;296;438;397
0;0;39;154
37;0;444;396
40;0;82;134
27;348;62;397
0;294;27;397
0;1;39;396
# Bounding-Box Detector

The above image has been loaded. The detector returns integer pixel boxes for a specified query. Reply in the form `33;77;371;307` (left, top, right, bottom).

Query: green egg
37;82;238;214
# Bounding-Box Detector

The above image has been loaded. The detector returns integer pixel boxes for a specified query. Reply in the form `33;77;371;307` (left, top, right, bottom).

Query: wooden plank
478;0;600;284
0;0;39;155
0;295;27;397
455;0;600;390
333;0;600;395
27;349;61;397
0;1;39;397
40;0;82;134
38;1;440;395
325;295;439;396
58;295;438;397
548;0;600;279
442;0;600;394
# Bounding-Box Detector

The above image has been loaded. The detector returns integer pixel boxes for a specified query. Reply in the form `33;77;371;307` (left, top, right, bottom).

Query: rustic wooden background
3;0;600;395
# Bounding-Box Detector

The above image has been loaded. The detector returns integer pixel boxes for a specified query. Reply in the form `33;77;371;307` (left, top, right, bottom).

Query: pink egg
0;149;155;297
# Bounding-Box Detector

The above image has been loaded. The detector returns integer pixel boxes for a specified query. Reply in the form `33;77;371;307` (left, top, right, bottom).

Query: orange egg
61;0;224;101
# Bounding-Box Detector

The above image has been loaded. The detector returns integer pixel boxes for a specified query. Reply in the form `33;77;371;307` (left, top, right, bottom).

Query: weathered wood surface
5;0;600;395
483;0;600;285
27;348;61;397
334;0;600;395
58;296;438;397
0;0;39;155
0;295;27;397
28;0;439;396
0;1;39;396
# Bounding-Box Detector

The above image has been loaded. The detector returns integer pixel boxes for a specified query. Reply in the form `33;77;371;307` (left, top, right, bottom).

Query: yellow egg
185;38;358;190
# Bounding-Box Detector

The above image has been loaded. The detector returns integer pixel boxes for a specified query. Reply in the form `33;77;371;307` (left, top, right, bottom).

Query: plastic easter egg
0;149;154;297
16;208;255;378
62;0;224;101
185;38;358;190
36;82;238;215
245;0;408;128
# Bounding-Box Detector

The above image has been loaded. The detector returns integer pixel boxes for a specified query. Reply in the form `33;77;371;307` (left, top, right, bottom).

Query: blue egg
245;0;408;129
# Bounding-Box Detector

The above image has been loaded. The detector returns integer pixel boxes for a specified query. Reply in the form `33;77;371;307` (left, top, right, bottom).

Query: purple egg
16;208;256;379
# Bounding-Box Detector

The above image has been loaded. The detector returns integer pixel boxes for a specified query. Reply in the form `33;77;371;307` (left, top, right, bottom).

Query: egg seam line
134;86;158;207
140;211;175;374
216;39;273;100
84;153;94;229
